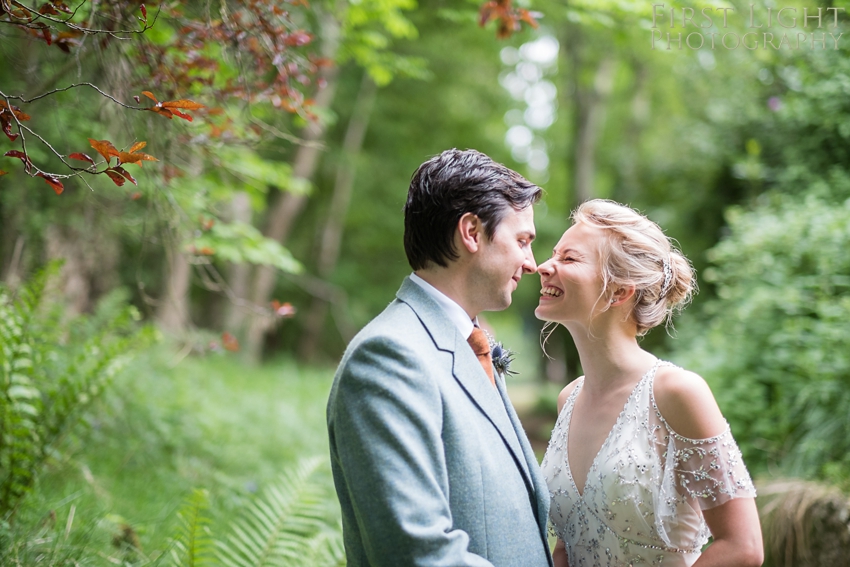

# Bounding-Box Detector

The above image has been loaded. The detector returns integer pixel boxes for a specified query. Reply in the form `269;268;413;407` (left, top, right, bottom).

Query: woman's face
534;222;608;325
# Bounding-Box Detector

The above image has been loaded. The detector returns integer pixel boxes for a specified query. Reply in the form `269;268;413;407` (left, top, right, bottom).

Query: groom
327;149;553;566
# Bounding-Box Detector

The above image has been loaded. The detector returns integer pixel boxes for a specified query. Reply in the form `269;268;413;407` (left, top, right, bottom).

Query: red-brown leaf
0;100;32;121
0;170;8;176
141;91;159;103
130;152;158;166
39;3;59;16
222;332;240;352
148;106;174;119
161;99;205;110
37;172;64;194
479;1;498;25
51;0;73;14
69;152;95;165
199;216;214;231
170;109;193;121
128;141;146;153
283;31;312;46
113;166;137;185
88;138;119;162
1;120;17;142
518;9;539;28
118;152;143;165
104;168;126;186
140;3;147;19
4;150;32;172
271;300;297;318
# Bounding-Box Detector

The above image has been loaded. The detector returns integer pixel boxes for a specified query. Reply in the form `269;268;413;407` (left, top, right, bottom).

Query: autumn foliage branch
0;85;203;194
0;0;158;53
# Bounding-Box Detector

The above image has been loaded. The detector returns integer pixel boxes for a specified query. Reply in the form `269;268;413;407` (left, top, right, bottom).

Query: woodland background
2;0;850;565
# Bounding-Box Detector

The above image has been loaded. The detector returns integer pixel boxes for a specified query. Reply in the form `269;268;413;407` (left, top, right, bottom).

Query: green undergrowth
7;347;339;564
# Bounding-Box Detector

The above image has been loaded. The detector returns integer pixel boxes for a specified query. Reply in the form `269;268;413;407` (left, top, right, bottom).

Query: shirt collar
409;273;476;339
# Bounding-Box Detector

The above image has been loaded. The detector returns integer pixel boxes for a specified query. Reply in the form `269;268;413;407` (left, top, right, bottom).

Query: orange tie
467;327;496;387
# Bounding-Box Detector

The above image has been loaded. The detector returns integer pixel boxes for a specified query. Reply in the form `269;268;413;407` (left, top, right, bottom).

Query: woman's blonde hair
572;199;696;335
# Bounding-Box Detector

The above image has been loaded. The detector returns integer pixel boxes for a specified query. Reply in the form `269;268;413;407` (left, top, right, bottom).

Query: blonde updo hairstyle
573;199;696;335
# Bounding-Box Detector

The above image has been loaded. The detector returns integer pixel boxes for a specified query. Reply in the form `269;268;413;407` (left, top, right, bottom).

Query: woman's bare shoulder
556;378;583;414
653;365;726;439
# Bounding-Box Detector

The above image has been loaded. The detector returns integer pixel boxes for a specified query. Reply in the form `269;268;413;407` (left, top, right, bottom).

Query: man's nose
522;250;537;274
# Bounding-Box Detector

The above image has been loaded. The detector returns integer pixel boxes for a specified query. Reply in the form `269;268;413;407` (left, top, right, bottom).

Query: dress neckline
562;358;662;498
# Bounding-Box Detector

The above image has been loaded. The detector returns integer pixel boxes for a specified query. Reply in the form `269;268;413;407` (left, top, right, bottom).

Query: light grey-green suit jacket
327;277;553;567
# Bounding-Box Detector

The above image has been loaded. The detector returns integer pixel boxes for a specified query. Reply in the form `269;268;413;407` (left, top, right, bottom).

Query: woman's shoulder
556;377;583;415
652;364;727;440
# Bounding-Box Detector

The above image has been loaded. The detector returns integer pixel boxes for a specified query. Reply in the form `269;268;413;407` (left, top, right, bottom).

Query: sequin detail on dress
540;360;756;567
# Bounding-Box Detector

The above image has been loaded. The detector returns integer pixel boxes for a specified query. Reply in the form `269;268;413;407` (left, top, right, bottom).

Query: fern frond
292;524;346;567
0;264;57;518
217;457;334;567
0;263;149;519
170;488;216;567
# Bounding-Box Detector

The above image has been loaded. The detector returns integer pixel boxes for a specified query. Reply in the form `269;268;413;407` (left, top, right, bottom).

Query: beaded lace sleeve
661;422;757;510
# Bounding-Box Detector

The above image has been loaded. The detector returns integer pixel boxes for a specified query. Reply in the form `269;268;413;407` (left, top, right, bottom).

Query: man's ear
457;212;483;253
610;285;636;306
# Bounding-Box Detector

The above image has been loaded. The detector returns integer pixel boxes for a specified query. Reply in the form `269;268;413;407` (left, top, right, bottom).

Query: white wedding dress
541;360;756;566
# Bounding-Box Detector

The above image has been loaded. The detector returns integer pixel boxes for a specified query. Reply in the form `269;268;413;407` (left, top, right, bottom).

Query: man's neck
414;269;477;319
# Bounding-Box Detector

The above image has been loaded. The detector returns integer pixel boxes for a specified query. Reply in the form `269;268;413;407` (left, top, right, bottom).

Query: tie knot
467;327;491;356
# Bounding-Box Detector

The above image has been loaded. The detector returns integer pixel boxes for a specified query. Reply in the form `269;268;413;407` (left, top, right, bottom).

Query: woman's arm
654;367;763;567
694;498;763;566
552;539;570;567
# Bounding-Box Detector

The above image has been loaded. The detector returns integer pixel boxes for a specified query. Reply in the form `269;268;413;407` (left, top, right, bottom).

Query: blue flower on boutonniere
490;342;517;377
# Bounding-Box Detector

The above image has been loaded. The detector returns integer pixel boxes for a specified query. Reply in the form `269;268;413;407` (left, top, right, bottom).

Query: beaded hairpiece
658;258;673;302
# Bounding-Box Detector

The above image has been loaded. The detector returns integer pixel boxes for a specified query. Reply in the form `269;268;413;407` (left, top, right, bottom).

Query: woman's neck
566;320;656;393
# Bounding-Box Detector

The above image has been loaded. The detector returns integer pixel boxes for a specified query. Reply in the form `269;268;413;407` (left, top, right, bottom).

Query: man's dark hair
403;148;542;270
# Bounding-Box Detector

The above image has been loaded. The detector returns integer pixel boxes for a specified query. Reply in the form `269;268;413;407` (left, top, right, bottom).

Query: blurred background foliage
2;0;850;563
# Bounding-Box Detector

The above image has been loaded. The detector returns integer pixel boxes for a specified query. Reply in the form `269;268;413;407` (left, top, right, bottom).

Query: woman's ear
610;285;636;306
457;212;483;253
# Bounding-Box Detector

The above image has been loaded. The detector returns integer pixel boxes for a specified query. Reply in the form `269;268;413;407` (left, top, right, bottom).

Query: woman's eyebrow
553;247;581;256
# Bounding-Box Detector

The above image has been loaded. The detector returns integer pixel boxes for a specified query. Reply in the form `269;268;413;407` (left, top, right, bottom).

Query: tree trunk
223;191;253;333
243;11;342;362
298;73;377;361
572;56;616;206
156;238;192;334
617;61;649;202
43;203;121;317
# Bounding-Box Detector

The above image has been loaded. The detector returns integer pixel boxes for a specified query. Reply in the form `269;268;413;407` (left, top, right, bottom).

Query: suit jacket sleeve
330;334;493;567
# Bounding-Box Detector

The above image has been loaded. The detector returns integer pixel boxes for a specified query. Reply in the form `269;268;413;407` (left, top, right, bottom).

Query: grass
12;346;338;563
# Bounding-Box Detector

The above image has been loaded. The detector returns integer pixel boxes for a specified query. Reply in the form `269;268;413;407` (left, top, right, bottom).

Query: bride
536;199;763;566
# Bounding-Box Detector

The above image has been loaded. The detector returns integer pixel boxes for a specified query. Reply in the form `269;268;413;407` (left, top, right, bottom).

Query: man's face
471;206;537;312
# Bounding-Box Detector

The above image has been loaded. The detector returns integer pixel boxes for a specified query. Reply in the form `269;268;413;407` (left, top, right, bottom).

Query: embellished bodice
540;360;756;566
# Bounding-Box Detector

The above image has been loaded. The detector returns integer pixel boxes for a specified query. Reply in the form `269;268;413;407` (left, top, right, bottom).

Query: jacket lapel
496;376;550;539
396;278;535;492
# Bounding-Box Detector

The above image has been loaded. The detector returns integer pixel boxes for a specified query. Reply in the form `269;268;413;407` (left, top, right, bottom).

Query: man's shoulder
356;297;422;341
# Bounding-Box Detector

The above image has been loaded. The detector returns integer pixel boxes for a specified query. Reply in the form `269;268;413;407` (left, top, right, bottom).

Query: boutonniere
483;330;517;377
491;342;516;376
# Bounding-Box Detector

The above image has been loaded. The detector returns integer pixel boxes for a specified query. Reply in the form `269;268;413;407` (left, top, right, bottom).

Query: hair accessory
658;258;673;302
